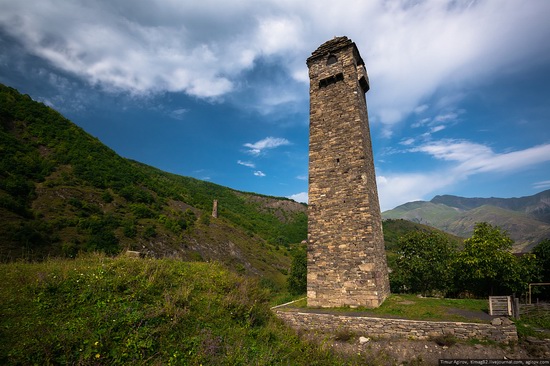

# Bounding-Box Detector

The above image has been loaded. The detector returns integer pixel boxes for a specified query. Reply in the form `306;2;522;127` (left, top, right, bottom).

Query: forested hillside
1;83;477;291
0;83;306;287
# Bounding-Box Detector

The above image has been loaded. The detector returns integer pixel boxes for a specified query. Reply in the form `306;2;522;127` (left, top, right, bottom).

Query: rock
526;336;547;345
501;318;513;326
359;336;370;344
491;318;503;326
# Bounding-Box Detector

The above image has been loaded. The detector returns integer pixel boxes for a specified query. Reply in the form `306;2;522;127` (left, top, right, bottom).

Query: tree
391;231;456;296
287;245;307;295
533;238;550;282
453;222;536;297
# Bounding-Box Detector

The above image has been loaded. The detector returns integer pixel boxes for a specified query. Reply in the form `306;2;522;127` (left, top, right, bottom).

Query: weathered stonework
212;199;218;218
307;36;390;308
275;310;518;344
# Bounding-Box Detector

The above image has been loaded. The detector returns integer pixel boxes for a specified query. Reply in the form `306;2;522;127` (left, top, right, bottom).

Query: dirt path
306;334;550;365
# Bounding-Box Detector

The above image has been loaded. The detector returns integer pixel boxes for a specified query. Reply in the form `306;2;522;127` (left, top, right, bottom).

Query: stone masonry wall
307;36;390;308
275;310;518;344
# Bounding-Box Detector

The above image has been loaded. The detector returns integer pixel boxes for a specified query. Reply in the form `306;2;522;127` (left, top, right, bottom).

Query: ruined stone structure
307;36;390;308
212;199;218;219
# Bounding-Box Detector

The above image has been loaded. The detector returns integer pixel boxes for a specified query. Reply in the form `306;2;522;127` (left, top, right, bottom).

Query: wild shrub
0;254;357;365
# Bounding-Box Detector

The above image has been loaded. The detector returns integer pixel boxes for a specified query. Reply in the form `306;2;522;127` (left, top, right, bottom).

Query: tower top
306;36;364;67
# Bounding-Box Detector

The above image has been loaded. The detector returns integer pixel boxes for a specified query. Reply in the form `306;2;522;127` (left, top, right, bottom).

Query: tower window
319;73;344;88
327;55;338;65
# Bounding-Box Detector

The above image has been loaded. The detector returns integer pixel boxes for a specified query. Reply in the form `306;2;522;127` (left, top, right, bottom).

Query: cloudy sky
1;0;550;211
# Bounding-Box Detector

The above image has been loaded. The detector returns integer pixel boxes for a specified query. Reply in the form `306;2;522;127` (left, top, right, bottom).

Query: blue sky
1;0;550;211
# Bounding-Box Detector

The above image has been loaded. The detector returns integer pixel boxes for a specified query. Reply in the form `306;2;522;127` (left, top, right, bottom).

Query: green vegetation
0;83;307;289
454;222;539;296
390;223;541;298
515;309;550;339
287;244;307;295
533;238;550;282
390;231;456;296
382;218;462;252
0;254;359;365
383;194;550;253
367;294;488;322
285;294;488;323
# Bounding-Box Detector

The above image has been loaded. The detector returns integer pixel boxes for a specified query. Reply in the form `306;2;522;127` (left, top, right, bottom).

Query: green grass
515;309;550;339
285;294;489;323
0;254;359;365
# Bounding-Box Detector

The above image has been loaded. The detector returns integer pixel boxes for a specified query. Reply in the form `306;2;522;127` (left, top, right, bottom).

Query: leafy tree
453;222;536;297
391;231;456;296
287;245;307;295
533;238;550;282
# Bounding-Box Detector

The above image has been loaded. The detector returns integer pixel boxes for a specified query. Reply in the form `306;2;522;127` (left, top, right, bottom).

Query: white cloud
253;170;266;177
296;175;307;181
237;160;255;168
288;192;308;203
169;108;188;120
412;140;550;176
377;172;455;212
430;125;446;133
399;138;415;146
378;140;550;210
2;0;549;125
414;104;429;114
411;140;492;163
244;137;290;156
534;180;550;190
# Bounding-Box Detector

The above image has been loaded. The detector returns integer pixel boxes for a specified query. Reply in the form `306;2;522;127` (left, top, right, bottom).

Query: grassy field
282;294;490;323
0;254;360;365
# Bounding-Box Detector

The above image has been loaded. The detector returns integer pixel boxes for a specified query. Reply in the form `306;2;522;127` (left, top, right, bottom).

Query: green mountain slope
382;201;462;227
446;205;550;252
382;218;463;252
383;193;550;252
431;190;550;223
0;83;306;286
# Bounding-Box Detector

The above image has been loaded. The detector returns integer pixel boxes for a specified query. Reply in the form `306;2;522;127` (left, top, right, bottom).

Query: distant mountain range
382;190;550;252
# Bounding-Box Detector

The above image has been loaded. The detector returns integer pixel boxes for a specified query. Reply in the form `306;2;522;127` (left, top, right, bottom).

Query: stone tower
212;199;218;218
307;36;390;308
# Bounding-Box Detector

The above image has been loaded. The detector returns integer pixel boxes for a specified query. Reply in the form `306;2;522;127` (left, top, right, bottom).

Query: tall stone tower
307;36;390;308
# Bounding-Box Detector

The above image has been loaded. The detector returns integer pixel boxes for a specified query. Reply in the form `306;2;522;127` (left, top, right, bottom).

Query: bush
287;244;307;295
0;254;358;365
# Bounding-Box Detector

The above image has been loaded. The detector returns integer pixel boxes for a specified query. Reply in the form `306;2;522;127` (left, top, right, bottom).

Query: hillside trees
287;244;307;295
0;83;308;261
453;222;538;297
533;238;550;282
390;231;456;296
390;222;540;298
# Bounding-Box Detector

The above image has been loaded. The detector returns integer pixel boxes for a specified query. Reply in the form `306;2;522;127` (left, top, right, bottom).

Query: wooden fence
489;296;512;316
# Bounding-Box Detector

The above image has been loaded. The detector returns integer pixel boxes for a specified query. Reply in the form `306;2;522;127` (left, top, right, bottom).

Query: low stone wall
274;310;518;344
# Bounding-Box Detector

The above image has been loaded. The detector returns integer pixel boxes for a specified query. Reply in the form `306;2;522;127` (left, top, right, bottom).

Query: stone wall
275;310;518;344
307;36;390;308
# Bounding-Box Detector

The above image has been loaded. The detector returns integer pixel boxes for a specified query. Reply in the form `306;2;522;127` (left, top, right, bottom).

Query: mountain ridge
431;190;550;222
384;190;550;252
